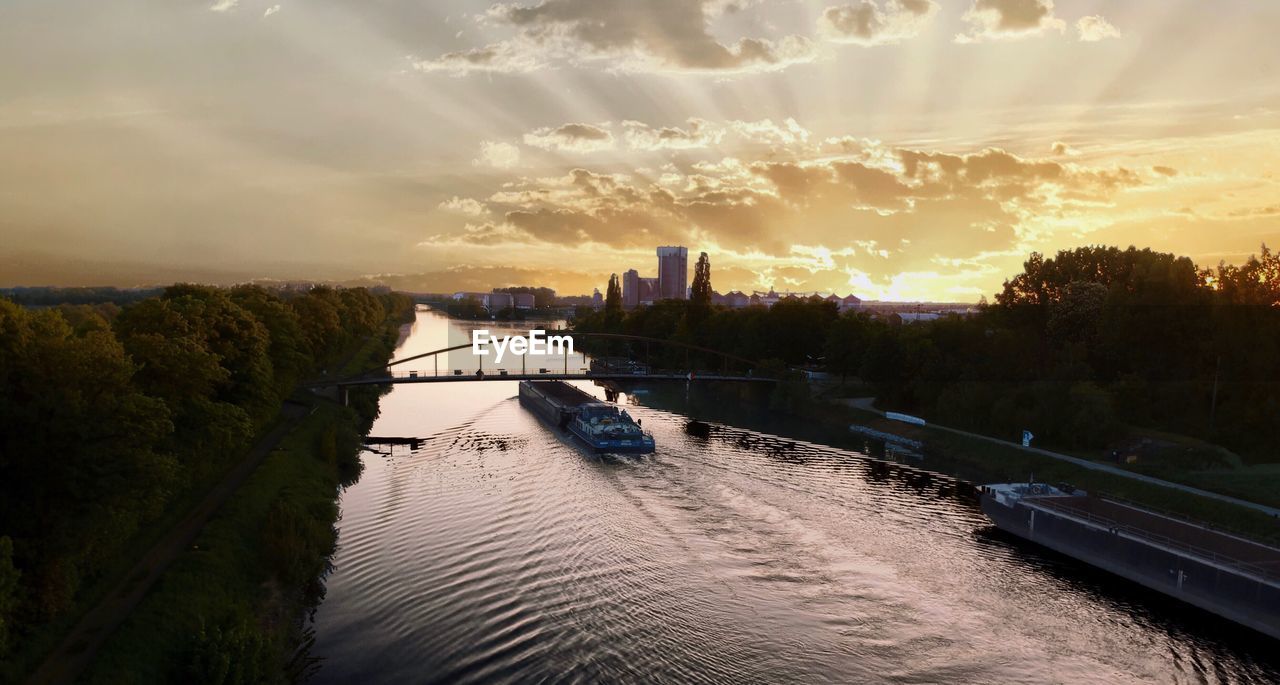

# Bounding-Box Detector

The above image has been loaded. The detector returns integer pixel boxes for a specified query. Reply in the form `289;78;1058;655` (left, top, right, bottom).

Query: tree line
574;245;1280;462
0;284;412;659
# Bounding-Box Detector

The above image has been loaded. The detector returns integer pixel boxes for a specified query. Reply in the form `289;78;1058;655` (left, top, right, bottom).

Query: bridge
310;332;779;391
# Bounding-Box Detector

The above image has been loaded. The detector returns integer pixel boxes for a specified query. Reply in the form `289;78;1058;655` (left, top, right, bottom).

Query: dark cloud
958;0;1064;42
418;0;815;73
820;0;938;46
524;123;615;152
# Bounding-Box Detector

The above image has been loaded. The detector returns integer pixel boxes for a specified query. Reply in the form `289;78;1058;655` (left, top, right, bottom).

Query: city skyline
3;1;1279;300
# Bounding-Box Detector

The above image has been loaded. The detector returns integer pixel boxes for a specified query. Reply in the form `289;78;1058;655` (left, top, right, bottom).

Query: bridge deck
327;372;772;387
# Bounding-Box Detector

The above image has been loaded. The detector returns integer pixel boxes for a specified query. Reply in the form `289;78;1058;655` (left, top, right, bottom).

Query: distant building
591;288;603;309
638;277;659;305
452;291;513;311
622;269;640;308
513;293;535;309
724;290;750;308
656;246;688;300
891;312;942;325
487;292;514;311
451;291;487;303
825;293;863;312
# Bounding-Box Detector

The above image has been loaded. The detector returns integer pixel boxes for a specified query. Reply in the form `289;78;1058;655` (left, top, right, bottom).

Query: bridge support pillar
341;387;349;407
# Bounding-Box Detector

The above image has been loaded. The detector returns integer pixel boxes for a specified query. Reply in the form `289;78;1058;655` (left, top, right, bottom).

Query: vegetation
83;398;381;684
605;273;622;315
0;286;163;308
0;283;411;678
574;245;1280;466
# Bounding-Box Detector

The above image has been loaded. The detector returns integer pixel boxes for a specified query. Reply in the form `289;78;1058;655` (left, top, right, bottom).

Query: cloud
1076;15;1121;42
524;123;615;153
413;39;547;75
956;0;1065;43
1152;166;1178;177
426;135;1149;284
438;196;488;216
415;0;817;75
475;141;521;169
819;0;939;46
263;5;281;18
209;0;238;12
622;119;723;151
1051;141;1080;156
507;118;812;156
615;118;812;152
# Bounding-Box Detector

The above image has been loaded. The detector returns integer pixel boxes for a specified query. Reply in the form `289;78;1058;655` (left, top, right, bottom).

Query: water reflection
308;309;1280;684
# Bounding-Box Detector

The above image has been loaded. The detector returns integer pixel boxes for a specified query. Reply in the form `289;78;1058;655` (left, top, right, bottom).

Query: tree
691;252;712;307
0;536;19;656
605;274;622;314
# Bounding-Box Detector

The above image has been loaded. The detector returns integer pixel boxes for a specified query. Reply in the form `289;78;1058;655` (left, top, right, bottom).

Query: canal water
308;309;1280;684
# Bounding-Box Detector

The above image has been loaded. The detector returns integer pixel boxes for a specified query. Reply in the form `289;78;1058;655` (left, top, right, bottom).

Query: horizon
4;0;1279;298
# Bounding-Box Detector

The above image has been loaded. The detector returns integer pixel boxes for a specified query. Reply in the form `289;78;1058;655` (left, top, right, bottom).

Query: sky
2;0;1279;300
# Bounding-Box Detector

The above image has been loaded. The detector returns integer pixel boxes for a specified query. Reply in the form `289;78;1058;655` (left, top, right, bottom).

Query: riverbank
75;398;367;683
73;326;398;683
16;311;402;684
630;381;1280;545
814;396;1280;545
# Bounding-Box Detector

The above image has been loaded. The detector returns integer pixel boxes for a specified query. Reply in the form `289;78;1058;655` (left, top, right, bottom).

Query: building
656;246;688;300
723;290;750;308
452;291;514;311
487;292;514;311
622;269;640;308
891;312;942;325
591;288;603;309
825;293;863;312
513;293;535;309
638;277;659;305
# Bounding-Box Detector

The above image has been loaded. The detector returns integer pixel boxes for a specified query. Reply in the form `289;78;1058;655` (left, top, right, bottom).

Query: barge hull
981;492;1280;640
519;380;655;454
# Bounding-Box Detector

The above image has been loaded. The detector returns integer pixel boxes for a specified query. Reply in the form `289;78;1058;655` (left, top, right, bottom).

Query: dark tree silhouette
605;274;622;314
691;252;712;307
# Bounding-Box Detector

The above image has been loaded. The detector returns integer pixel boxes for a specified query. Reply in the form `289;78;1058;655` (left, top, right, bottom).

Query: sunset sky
2;0;1279;300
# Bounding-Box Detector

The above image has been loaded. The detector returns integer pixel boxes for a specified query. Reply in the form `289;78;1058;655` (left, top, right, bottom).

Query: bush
184;619;275;685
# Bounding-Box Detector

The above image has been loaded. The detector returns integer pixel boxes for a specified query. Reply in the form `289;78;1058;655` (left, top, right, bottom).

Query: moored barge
981;482;1280;640
519;380;655;454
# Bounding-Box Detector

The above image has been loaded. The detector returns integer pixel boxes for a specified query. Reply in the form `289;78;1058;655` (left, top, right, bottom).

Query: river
308;308;1279;684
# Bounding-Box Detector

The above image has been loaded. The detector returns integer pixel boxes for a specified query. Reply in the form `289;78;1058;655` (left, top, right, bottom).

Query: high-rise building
656;246;688;300
638;277;659;305
622;269;640;308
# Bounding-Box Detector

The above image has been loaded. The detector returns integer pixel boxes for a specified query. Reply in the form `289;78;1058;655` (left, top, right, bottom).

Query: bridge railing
376;366;758;380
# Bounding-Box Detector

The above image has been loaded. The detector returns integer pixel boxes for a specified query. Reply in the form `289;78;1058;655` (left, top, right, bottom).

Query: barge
519;380;655;454
981;482;1280;640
